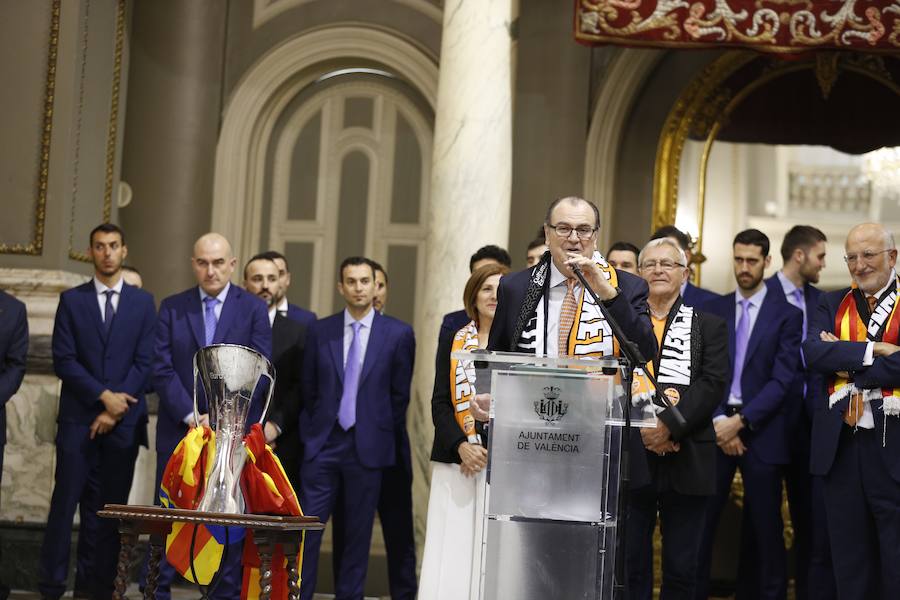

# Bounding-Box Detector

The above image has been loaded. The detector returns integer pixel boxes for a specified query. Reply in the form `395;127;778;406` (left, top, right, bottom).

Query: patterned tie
557;279;577;357
730;298;751;401
203;296;219;346
339;321;363;430
845;295;879;426
103;290;116;335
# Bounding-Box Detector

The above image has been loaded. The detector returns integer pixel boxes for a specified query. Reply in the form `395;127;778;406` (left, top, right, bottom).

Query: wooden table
98;504;324;600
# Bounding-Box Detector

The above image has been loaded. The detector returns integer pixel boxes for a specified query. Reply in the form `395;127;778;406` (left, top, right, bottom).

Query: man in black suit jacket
0;289;27;600
627;238;729;600
486;196;655;362
243;255;307;491
651;225;720;308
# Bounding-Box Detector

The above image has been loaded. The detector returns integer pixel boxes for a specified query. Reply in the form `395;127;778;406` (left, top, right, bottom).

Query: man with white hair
803;223;900;600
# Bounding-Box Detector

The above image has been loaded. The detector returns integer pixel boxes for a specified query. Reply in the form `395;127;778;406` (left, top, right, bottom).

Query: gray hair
638;238;688;268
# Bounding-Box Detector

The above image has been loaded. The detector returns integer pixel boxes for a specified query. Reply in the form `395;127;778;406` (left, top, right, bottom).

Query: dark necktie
103;290;116;335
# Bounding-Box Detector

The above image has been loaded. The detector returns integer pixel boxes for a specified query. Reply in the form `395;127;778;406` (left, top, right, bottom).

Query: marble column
408;0;517;557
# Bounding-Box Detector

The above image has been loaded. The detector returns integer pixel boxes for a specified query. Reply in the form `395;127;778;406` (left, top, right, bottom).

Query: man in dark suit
242;254;307;491
486;196;656;362
651;225;720;308
763;225;834;600
299;257;415;600
627;238;729;599
437;244;511;353
258;250;316;328
607;240;640;276
39;223;156;600
803;223;900;600
0;288;27;600
152;233;271;600
696;229;802;600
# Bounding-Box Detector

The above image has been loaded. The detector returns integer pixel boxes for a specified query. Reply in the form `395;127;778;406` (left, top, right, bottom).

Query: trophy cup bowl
193;344;275;514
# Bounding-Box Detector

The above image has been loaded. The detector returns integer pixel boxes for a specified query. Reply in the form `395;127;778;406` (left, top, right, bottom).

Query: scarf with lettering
649;302;695;415
828;277;900;418
514;250;655;404
450;320;482;445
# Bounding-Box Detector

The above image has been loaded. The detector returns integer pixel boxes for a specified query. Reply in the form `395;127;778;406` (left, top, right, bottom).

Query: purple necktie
103;290;115;335
791;288;807;341
339;321;363;430
203;296;218;346
730;298;751;401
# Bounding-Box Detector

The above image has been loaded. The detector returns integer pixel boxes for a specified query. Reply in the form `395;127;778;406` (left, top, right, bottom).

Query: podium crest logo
534;385;568;423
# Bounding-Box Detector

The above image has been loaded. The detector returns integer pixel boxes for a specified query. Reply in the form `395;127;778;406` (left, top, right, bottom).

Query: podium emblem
534;385;568;423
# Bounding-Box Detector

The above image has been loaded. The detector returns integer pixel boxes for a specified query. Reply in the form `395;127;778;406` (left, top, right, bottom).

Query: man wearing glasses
485;195;656;362
803;223;900;600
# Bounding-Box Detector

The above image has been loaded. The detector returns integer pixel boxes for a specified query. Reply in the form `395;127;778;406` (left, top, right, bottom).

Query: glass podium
450;351;656;600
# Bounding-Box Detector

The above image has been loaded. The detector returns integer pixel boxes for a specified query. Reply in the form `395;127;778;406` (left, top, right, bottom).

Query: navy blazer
682;281;720;309
487;265;657;361
703;289;803;465
287;302;316;328
300;310;415;469
803;287;900;481
52;281;156;429
152;284;271;457
0;290;28;446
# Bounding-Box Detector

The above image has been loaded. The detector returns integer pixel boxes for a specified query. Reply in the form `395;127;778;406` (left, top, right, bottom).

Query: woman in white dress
418;263;509;600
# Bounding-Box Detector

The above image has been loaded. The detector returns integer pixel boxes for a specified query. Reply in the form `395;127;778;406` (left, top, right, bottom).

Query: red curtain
575;1;900;52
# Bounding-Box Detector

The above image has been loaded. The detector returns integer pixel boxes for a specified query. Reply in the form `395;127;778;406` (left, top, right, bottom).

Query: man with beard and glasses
695;229;802;600
243;254;308;491
39;223;156;600
761;225;835;600
803;223;900;600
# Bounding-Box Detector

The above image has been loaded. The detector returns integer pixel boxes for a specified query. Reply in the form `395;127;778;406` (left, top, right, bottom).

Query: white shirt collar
344;306;375;329
94;276;124;295
277;297;289;312
736;283;767;308
868;275;896;301
199;281;231;304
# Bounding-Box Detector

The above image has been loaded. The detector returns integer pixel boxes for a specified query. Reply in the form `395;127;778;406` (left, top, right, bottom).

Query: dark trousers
695;447;786;600
142;450;243;600
300;426;382;600
0;445;7;600
823;426;900;600
38;423;139;600
627;487;709;600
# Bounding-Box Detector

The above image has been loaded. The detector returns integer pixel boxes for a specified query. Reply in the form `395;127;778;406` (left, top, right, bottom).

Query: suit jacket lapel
213;285;239;344
330;316;345;384
84;283;107;342
187;288;205;348
359;311;382;386
744;293;771;363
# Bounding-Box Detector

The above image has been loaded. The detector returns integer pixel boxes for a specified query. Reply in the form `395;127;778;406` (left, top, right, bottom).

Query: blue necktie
730;298;751;401
339;321;363;430
103;290;115;335
203;296;219;346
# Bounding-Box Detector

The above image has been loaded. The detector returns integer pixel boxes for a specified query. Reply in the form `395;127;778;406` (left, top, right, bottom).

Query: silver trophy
192;344;275;514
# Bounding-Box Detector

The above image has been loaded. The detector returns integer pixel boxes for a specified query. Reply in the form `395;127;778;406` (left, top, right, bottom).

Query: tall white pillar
408;0;516;552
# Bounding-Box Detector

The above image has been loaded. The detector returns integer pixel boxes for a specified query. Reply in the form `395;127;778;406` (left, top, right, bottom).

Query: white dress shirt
343;307;375;368
94;276;124;321
545;261;582;358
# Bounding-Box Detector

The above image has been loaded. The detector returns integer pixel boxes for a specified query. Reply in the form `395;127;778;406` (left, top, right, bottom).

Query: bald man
803;223;900;600
150;233;271;600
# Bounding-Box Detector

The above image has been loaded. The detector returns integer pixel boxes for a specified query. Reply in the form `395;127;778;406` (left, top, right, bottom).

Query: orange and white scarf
828;277;900;418
450;320;482;445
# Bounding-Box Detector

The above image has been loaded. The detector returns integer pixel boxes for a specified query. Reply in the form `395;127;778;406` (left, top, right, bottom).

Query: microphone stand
569;264;686;600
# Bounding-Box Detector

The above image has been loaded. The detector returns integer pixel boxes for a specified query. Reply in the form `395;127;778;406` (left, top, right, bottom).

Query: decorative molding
252;0;442;29
68;0;125;262
0;0;60;255
213;25;439;264
583;49;663;251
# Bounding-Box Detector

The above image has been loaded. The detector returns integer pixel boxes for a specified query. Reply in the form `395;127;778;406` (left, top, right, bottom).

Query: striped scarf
450;320;482;445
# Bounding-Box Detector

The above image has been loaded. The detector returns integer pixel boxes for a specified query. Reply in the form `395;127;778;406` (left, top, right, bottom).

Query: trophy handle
192;354;201;427
257;372;275;424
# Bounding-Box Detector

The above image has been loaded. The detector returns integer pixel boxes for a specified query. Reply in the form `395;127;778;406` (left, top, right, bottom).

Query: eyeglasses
639;259;685;271
843;249;892;266
546;223;597;240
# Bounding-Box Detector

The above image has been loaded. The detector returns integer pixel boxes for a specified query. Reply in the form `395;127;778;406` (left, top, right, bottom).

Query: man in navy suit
763;226;835;600
696;229;802;600
437;244;511;354
39;223;157;600
151;233;271;600
258;250;316;328
299;257;415;600
651;225;720;308
0;288;27;600
803;223;900;600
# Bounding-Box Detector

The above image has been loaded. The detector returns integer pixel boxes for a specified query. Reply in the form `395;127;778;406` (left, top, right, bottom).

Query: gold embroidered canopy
574;0;900;52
